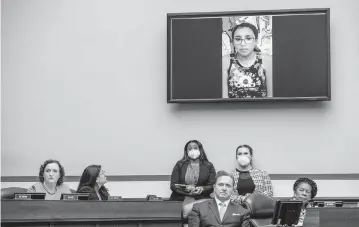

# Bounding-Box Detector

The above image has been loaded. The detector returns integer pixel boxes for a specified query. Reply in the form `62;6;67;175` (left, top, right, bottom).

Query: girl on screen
230;144;273;204
169;140;216;218
28;159;72;200
77;165;109;200
222;22;272;98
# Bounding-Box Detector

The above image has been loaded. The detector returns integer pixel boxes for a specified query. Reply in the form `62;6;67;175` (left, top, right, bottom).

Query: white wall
1;0;359;196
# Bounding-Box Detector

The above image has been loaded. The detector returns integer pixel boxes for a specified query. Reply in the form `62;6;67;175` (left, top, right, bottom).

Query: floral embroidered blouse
227;51;267;98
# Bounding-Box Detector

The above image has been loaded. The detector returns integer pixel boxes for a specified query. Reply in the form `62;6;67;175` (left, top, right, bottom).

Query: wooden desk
1;200;182;227
250;208;359;227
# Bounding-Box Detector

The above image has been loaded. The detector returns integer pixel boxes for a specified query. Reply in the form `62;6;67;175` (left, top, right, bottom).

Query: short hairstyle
214;170;235;186
293;177;318;199
38;159;65;186
180;140;209;163
236;144;253;157
231;22;259;40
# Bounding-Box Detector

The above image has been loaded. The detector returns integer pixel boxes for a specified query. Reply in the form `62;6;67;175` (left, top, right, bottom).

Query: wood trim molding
1;174;359;182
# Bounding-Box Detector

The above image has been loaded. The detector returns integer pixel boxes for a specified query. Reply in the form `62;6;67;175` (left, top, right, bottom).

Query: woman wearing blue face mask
230;144;273;205
170;140;216;218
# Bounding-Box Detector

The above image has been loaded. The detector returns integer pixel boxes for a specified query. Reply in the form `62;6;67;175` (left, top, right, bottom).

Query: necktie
219;202;226;221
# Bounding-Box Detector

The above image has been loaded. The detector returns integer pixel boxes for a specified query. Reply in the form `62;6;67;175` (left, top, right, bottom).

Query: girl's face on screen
43;163;60;184
233;27;257;58
294;182;312;201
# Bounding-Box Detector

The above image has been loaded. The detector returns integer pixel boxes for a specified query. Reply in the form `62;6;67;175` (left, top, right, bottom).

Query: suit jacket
170;160;216;201
77;186;109;200
188;198;251;227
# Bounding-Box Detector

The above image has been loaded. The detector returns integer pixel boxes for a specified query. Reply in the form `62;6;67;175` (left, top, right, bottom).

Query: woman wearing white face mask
170;140;216;218
230;144;273;204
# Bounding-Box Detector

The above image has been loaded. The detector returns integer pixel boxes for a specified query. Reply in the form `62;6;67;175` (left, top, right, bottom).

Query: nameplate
324;201;337;207
108;196;122;200
149;196;163;201
62;195;79;200
15;194;32;200
315;201;343;207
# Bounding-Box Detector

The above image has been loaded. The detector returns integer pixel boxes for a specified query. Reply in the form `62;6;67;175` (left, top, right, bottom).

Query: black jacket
170;160;216;201
77;186;109;200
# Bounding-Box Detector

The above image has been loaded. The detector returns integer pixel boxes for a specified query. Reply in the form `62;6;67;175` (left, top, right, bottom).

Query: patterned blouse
227;51;267;98
290;196;313;226
230;168;273;204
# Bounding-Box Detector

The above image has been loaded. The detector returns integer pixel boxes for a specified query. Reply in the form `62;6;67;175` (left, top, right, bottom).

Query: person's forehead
188;142;198;147
216;176;234;185
45;163;59;169
297;182;312;190
237;147;250;153
234;27;254;36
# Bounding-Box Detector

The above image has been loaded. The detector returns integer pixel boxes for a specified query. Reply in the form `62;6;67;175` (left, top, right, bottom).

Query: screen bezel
167;8;331;103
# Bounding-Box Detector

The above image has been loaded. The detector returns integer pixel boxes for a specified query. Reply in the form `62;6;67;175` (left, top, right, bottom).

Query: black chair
1;187;28;199
242;193;277;227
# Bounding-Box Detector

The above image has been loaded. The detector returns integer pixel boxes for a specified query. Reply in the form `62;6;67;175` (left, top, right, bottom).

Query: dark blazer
77;186;109;200
188;198;251;227
170;160;216;201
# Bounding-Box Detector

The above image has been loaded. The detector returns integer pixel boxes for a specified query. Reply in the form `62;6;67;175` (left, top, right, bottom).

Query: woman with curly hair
290;177;318;226
170;140;216;218
28;159;71;200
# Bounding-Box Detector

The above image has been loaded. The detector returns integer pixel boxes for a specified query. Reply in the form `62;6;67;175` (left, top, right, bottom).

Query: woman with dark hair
170;140;216;218
28;159;71;200
77;165;109;200
222;22;272;98
230;144;273;205
290;177;318;226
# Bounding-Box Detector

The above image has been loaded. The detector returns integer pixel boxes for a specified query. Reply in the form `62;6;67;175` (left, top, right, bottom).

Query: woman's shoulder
201;160;215;167
28;182;42;192
57;183;71;192
77;185;95;193
250;168;269;175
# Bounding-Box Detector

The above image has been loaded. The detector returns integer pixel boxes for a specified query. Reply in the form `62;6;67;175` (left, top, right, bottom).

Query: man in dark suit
188;170;250;227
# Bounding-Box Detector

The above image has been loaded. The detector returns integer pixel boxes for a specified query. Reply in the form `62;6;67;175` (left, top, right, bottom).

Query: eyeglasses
100;170;107;176
234;37;255;44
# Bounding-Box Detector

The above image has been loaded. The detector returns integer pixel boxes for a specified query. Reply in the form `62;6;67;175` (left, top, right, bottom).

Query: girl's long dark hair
179;140;209;163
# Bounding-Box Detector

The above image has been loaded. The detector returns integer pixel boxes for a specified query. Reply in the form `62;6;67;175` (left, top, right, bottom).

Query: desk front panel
1;200;182;227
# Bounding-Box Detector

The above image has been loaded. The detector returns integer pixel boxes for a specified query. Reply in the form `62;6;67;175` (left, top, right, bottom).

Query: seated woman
290;177;318;226
230;144;273;204
170;140;216;218
28;159;71;200
77;165;109;200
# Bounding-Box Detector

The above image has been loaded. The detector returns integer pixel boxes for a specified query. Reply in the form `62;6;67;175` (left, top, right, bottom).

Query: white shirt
214;196;230;215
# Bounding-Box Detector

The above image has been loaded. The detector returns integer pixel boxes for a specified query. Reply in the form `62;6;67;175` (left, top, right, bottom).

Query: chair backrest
242;193;277;218
1;187;28;199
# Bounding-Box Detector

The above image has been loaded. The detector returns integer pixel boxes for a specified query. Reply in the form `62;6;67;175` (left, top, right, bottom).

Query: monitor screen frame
271;200;303;226
167;8;331;103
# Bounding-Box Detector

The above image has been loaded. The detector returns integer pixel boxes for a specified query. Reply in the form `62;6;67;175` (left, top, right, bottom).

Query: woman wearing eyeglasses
77;165;109;200
290;177;318;226
222;22;272;98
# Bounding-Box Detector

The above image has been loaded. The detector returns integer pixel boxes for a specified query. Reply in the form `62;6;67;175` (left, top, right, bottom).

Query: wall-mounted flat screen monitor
167;8;330;103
